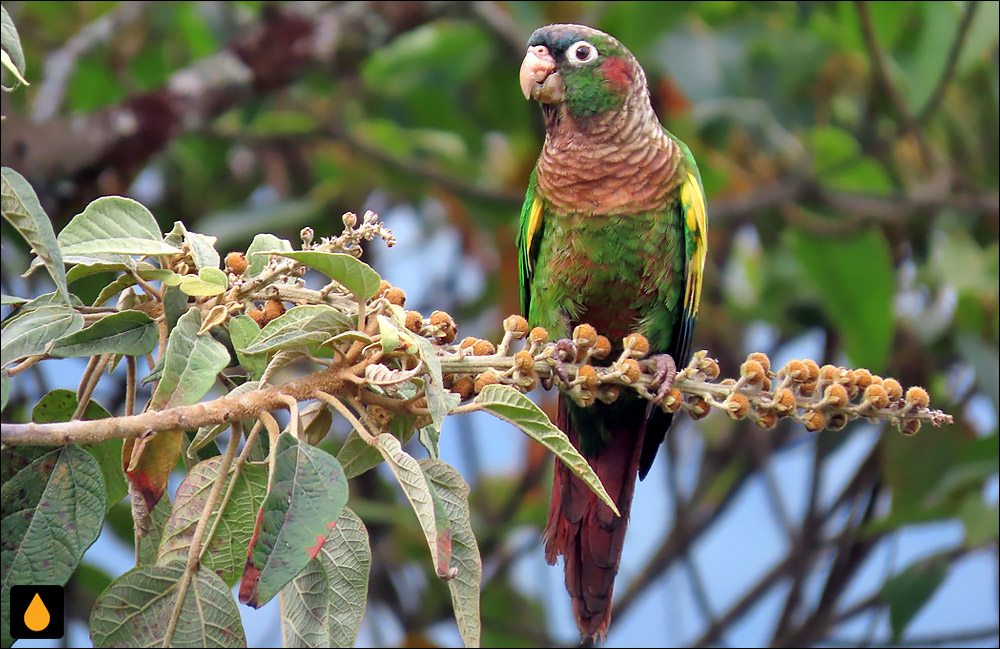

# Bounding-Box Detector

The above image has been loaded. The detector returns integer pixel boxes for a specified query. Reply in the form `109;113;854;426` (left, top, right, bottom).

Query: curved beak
519;45;563;103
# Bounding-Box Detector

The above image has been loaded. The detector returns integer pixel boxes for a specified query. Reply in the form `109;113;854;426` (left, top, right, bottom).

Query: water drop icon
24;592;50;632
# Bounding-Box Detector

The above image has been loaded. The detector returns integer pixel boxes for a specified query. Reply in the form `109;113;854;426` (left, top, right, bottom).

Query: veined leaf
338;410;415;479
31;389;127;508
475;384;619;516
1;304;82;368
239;433;349;608
280;507;371;648
376;434;455;580
229;315;264;380
50;310;157;358
1;167;69;305
421;460;481;648
241;305;354;356
90;563;245;648
261;251;382;300
159;455;268;586
59;196;180;257
1;446;105;648
245;233;293;276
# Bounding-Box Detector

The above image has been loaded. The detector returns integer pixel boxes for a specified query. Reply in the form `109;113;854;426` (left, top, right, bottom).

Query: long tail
543;398;646;641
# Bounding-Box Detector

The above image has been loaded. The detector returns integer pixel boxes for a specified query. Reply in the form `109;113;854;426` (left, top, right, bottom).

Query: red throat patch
600;56;633;91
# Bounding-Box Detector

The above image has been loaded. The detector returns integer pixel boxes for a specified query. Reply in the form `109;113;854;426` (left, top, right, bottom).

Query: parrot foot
547;338;577;387
647;354;677;404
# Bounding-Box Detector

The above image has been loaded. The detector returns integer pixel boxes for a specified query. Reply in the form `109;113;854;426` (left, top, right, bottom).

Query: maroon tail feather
543;397;646;641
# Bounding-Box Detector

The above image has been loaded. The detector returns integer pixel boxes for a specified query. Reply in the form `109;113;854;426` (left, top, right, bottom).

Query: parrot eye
566;41;598;65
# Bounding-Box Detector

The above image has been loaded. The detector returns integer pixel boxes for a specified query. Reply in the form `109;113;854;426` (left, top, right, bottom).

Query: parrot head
519;24;640;120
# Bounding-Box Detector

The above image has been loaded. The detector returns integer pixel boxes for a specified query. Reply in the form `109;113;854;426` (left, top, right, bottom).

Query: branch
916;1;981;125
854;1;935;167
2;1;471;217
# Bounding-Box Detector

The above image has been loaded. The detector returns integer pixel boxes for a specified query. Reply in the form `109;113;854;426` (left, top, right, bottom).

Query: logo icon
9;585;64;640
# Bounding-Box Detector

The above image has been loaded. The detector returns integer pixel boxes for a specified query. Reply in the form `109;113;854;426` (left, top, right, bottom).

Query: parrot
517;24;708;640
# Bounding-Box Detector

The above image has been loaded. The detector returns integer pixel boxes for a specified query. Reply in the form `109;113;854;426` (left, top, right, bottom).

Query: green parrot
517;24;708;640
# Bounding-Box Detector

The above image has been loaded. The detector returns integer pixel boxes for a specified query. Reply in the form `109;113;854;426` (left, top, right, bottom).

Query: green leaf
1;304;83;367
882;557;948;642
89;563;246;648
279;507;371;648
178;267;228;296
138;495;173;567
0;6;27;90
59;196;180;257
264;251;382;300
475;384;620;516
31;389;127;508
378;314;400;353
239;433;349;608
171;222;221;271
1;446;106;648
420;460;482;648
159;455;269;586
66;259;156;284
1;168;69;305
229;315;264;380
376;434;456;579
245;233;293;277
149;307;231;411
1;371;8;411
241;305;354;356
51;310;157;358
338;411;415;479
790;229;894;372
414;334;459;435
959;494;999;547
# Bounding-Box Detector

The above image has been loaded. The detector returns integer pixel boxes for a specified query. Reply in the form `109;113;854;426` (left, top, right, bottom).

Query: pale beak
519;45;563;103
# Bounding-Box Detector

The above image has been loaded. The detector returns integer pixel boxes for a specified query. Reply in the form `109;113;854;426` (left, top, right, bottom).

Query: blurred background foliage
1;1;997;647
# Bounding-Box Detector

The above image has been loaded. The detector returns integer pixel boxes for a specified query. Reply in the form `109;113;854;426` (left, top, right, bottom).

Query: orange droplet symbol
24;593;50;632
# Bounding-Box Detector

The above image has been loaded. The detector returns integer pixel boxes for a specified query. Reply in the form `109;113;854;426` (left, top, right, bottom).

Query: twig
162;419;242;648
125;355;136;416
31;2;146;121
200;420;261;562
824;626;999;648
855;1;934;167
916;1;981;125
72;353;110;420
317;390;377;445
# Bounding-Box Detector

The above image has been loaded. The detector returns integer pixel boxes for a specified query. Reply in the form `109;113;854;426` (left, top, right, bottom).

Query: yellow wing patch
681;172;707;317
525;195;544;272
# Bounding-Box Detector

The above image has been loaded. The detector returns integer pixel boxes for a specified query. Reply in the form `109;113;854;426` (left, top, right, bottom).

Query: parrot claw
548;338;577;386
648;354;677;404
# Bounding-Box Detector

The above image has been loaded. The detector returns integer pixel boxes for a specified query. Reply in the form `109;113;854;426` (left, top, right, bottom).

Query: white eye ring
566;41;598;65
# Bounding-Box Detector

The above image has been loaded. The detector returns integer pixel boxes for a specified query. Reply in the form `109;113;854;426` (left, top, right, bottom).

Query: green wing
517;167;544;318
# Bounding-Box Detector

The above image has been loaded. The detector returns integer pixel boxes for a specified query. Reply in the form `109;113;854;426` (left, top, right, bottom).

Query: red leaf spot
306;535;326;560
